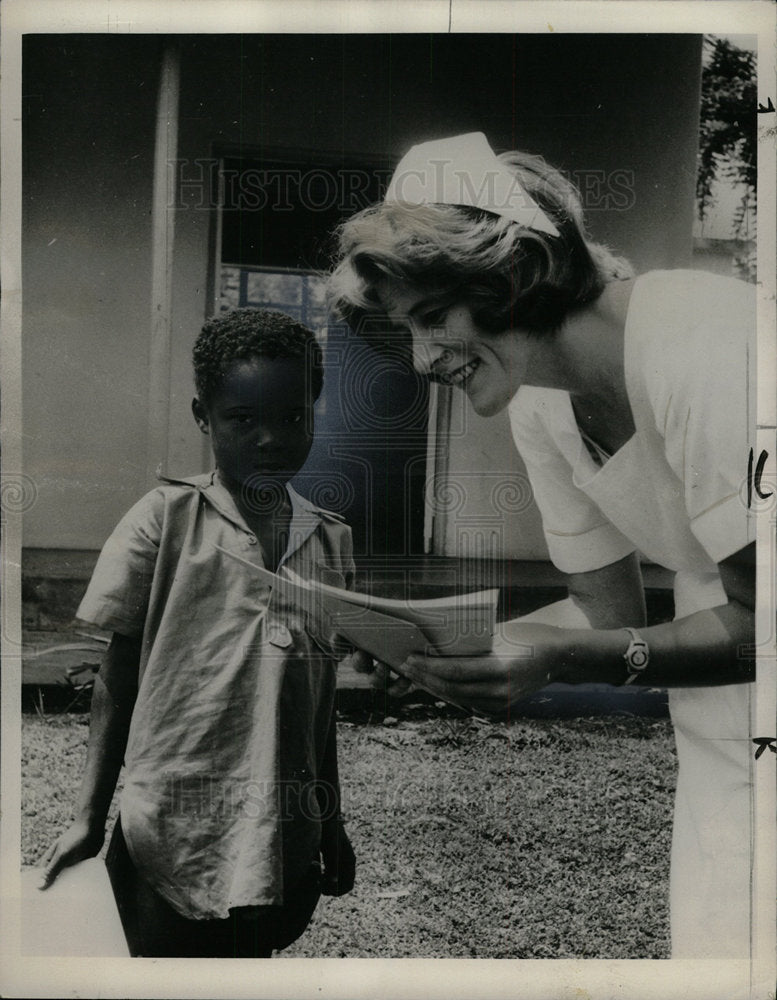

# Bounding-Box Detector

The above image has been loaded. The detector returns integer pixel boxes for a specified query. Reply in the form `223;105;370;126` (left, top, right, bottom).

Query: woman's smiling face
376;279;534;417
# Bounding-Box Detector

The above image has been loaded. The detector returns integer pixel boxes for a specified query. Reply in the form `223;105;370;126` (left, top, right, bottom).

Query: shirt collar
282;483;324;563
159;470;245;529
158;470;324;562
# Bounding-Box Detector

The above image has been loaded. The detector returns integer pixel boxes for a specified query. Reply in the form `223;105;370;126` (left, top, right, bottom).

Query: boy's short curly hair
193;308;324;403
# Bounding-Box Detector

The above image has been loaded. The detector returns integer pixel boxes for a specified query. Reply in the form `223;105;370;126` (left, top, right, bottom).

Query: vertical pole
146;42;181;485
430;384;452;555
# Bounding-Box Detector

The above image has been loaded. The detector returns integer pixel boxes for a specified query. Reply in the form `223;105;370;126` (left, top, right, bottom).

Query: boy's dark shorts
106;817;321;958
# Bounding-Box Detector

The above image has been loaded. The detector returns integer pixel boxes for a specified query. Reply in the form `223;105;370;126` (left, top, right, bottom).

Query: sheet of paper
216;544;497;656
19;859;129;957
324;597;475;713
286;566;497;649
323;596;434;670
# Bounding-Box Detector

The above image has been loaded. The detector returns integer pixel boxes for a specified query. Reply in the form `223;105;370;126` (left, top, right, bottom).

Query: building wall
23;36;161;549
22;33;703;566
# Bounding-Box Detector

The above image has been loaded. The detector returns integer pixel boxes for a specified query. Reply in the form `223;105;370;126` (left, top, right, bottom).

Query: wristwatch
622;626;649;685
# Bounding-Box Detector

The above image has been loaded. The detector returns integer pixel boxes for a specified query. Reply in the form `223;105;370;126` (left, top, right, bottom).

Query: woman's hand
401;622;572;717
36;817;106;890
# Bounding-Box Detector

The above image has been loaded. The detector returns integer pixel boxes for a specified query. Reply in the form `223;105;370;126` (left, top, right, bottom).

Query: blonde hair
328;151;632;338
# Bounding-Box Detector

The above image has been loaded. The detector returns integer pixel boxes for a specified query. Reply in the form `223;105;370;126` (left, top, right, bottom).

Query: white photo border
2;2;775;998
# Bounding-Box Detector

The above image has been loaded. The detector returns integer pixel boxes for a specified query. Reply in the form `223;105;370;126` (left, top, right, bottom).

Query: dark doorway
214;151;429;558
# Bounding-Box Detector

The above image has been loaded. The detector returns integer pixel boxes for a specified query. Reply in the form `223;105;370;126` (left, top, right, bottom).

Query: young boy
39;309;356;957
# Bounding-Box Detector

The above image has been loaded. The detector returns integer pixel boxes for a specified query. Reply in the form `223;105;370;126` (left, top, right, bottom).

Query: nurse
328;132;756;958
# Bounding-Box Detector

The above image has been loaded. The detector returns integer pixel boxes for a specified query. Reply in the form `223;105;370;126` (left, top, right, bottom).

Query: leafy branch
696;35;757;239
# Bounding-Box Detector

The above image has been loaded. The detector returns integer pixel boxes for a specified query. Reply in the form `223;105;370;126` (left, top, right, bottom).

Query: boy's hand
37;818;105;890
320;820;355;897
348;648;376;674
349;649;413;699
373;661;414;699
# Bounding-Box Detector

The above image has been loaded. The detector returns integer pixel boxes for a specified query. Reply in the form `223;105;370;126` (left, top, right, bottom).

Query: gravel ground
21;706;676;959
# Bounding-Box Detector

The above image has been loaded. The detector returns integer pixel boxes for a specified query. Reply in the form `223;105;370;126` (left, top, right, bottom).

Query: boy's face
192;356;315;495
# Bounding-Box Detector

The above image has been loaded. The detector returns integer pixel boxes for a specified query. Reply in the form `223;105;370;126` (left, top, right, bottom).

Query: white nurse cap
384;131;559;237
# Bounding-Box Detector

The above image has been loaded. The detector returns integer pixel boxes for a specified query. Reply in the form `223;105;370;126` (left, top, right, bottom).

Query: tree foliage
696;36;756;233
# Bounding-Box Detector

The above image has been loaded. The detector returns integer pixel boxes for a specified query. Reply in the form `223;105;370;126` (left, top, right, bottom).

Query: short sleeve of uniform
76;490;163;636
508;389;635;574
639;272;756;564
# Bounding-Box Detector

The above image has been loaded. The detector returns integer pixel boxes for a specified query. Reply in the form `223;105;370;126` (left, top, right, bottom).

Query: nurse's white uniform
508;270;756;958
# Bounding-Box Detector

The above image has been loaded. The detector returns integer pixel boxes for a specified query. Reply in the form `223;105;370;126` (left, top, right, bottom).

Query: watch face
624;633;649;675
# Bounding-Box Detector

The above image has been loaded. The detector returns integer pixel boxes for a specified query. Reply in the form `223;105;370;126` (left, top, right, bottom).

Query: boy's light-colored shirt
77;472;355;920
